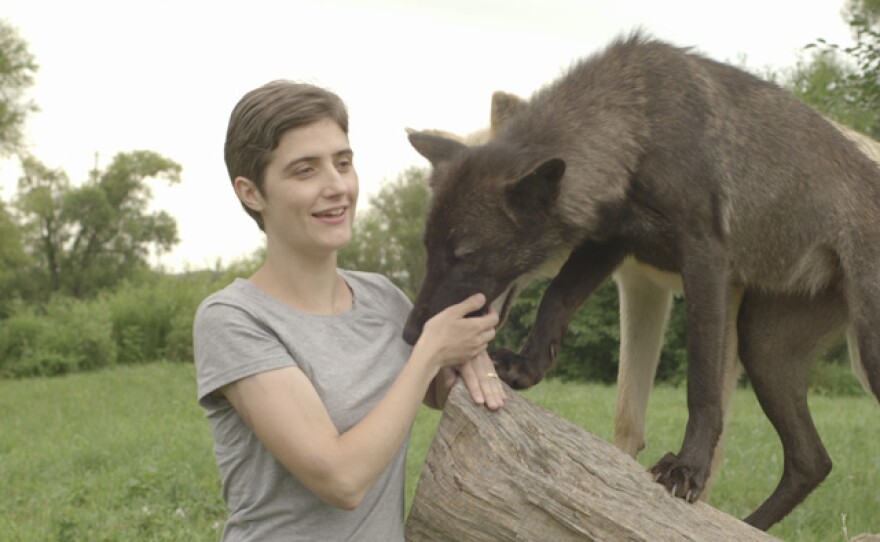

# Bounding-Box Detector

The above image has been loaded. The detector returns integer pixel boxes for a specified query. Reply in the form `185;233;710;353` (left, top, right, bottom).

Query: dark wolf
412;92;880;504
402;32;880;530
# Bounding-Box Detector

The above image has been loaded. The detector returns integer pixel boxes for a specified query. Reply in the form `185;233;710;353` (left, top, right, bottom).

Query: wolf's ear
504;158;566;217
490;91;526;135
408;130;467;165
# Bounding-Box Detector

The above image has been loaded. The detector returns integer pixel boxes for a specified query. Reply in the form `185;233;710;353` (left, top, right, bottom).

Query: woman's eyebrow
282;148;354;171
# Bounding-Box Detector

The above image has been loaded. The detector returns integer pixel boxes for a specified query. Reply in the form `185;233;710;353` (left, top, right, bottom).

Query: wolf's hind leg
738;289;846;530
613;267;673;457
846;280;880;402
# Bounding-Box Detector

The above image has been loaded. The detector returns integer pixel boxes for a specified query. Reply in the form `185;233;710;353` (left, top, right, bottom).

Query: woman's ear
233;176;265;212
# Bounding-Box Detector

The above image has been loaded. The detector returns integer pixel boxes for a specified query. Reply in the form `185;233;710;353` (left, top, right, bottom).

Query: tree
338;166;430;298
787;52;877;133
0;198;30;316
13;155;69;294
14;151;181;298
801;0;880;135
0;18;38;157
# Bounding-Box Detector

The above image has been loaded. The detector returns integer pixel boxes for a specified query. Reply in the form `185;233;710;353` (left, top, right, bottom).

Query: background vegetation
2;2;880;540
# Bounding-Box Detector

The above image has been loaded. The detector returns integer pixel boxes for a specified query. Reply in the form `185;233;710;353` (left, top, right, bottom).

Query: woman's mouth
312;207;347;222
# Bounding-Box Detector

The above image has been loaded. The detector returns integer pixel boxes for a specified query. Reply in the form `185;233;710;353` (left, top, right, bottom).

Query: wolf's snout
402;325;421;346
402;315;424;345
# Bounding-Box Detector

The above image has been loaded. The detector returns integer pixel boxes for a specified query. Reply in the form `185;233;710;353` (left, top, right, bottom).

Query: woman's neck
248;248;352;315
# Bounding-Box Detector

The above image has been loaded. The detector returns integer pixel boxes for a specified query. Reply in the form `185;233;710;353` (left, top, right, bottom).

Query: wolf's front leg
649;237;730;503
493;240;624;389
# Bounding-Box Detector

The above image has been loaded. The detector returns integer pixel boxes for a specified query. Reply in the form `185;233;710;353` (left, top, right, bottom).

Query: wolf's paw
490;348;546;389
649;452;707;503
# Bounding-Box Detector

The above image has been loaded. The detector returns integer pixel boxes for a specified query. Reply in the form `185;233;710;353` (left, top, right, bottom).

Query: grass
0;362;225;541
1;363;878;541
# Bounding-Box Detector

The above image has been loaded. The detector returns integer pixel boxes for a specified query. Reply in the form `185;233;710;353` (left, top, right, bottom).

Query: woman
194;80;505;541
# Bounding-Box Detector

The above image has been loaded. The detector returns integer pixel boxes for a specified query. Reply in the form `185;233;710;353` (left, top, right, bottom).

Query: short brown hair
224;80;349;229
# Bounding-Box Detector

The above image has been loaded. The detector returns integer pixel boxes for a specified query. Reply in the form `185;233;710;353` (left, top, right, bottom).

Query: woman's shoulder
198;277;251;305
339;269;411;313
195;278;264;322
339;269;395;292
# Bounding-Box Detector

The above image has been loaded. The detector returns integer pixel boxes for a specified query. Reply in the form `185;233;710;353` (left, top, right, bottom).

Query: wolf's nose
402;320;422;345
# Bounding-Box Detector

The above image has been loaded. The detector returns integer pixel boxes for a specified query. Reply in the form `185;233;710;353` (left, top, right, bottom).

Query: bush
108;281;178;364
0;297;116;378
494;279;690;385
552;280;621;383
808;339;866;396
106;271;226;365
0;268;236;379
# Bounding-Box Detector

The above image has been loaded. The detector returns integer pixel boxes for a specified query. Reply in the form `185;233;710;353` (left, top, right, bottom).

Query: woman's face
249;118;359;258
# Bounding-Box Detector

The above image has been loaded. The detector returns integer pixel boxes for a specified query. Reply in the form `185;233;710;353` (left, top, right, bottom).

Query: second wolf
403;33;880;530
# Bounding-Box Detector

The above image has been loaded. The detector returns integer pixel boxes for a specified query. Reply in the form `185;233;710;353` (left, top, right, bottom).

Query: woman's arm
222;293;497;510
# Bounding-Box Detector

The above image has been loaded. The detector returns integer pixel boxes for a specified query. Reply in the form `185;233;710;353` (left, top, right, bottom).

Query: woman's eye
294;165;315;177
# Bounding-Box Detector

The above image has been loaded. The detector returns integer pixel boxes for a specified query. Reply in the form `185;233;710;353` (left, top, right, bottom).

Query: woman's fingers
469;352;506;410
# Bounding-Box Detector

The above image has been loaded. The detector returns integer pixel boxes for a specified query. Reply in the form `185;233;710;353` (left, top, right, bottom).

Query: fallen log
405;380;779;542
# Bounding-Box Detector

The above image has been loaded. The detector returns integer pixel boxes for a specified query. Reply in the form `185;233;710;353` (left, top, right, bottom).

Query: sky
0;0;855;271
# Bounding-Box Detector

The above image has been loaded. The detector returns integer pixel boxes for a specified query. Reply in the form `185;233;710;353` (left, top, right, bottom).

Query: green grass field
1;363;877;541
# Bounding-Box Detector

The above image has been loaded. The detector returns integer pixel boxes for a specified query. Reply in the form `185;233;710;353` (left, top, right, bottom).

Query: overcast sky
0;0;855;271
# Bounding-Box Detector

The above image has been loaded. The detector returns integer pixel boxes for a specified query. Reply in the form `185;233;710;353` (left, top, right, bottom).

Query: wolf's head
401;125;571;345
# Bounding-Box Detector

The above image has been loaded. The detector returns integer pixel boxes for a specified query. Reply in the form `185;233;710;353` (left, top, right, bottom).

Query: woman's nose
323;168;346;196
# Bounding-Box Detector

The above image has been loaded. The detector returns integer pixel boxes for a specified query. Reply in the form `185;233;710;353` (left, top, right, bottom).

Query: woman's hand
435;350;507;411
415;293;499;370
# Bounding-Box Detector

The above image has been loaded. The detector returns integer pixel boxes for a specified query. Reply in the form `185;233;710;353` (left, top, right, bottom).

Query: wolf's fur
403;33;880;530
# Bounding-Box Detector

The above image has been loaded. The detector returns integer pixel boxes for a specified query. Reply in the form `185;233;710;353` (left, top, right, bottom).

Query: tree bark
405;381;779;542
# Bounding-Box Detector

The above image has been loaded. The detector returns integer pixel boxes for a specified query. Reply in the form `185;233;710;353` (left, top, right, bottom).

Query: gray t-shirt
193;270;414;542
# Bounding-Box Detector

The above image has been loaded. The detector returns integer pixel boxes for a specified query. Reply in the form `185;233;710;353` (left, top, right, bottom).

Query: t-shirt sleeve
193;300;296;407
379;275;414;325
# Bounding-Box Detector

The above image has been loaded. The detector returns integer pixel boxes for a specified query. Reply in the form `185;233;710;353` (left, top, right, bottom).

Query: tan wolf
402;33;880;530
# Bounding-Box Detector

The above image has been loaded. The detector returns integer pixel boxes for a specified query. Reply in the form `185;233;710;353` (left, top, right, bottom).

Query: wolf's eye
453;247;475;261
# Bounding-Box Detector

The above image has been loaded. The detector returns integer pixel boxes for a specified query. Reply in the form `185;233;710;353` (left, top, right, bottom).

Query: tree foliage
0;199;30;316
800;0;880;135
0;18;38;157
13;151;181;299
339;166;430;298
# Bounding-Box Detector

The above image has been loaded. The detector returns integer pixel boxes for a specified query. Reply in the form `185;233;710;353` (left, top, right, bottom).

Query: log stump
405;380;779;541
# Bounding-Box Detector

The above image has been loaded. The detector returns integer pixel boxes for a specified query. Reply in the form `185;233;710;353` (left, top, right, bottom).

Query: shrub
106;271;223;365
552;280;622;383
808;338;866;396
494;279;690;385
0;269;234;378
0;297;115;378
0;266;247;379
108;281;177;364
